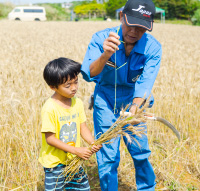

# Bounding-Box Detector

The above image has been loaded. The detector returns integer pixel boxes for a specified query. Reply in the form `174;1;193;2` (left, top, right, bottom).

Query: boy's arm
45;132;92;160
80;122;102;153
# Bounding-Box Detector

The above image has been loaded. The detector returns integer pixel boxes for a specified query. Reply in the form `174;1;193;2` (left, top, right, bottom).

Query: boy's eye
65;85;70;88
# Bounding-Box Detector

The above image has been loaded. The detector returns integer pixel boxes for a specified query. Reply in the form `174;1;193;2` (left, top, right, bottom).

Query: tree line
74;0;200;24
153;0;200;20
0;0;200;25
106;0;200;19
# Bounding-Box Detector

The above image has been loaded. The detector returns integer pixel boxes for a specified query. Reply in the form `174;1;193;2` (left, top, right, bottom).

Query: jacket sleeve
81;33;104;83
133;45;162;105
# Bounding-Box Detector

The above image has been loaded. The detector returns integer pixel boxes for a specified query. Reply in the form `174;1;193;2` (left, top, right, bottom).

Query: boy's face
52;76;79;99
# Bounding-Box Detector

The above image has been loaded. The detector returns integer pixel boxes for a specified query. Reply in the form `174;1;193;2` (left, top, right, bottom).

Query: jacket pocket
127;67;143;83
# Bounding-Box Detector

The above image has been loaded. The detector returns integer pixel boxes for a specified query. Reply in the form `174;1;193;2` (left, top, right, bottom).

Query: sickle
120;111;180;141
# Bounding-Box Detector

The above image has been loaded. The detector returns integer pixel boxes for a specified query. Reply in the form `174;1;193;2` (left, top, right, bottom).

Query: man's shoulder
145;33;161;48
93;26;119;40
138;33;162;56
96;26;119;34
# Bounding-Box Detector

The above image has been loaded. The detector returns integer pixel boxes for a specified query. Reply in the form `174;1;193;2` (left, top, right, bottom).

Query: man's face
120;12;147;44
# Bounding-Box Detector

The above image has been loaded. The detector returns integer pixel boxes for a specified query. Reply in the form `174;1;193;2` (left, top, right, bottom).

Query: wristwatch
130;103;139;108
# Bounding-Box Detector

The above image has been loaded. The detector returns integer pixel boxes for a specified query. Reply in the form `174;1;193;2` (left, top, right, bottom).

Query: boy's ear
50;86;56;91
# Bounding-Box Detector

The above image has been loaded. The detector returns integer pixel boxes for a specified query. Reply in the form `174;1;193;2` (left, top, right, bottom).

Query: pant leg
95;126;121;191
123;124;156;191
44;164;66;191
93;86;122;191
65;166;90;191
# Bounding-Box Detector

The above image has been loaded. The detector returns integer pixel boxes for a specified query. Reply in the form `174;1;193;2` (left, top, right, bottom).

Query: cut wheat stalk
61;99;150;182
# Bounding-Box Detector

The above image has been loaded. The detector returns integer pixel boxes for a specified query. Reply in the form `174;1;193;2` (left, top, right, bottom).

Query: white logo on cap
132;5;152;16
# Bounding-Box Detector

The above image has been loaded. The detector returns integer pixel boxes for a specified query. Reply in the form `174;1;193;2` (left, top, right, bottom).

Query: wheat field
0;20;199;191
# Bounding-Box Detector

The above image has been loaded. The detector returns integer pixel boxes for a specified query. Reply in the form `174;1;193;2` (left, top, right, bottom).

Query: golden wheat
0;20;199;191
62;103;149;182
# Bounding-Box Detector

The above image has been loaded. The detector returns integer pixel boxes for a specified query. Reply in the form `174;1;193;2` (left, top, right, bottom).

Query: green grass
77;17;106;21
154;19;192;25
78;18;193;25
39;3;70;21
0;3;14;19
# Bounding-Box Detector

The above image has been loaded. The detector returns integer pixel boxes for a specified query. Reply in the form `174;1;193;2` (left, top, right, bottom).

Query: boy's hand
74;147;92;160
91;144;102;153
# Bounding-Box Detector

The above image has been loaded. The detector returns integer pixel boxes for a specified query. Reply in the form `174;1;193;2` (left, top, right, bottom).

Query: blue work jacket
81;25;162;125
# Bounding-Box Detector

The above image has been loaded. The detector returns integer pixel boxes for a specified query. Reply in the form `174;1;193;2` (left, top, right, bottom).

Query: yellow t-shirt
38;97;86;168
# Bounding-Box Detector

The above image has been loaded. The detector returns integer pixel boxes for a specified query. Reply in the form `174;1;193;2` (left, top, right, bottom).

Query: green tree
105;0;127;18
106;0;200;20
0;3;14;19
74;3;105;18
192;8;200;25
40;3;70;21
153;0;200;20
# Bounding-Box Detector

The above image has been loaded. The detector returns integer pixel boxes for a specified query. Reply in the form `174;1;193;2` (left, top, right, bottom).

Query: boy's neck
51;92;72;109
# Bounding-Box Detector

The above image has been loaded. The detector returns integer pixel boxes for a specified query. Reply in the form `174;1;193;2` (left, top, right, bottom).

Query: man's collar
134;33;146;54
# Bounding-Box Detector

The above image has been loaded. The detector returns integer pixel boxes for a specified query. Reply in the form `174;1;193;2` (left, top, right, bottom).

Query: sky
0;0;84;5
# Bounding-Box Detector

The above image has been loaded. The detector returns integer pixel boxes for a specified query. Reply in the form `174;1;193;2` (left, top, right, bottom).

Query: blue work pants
95;125;156;191
93;85;156;190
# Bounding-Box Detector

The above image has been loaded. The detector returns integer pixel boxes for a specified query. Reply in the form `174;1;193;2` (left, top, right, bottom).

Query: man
81;0;162;190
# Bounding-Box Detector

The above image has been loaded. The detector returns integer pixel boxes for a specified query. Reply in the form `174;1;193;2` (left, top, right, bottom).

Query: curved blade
120;111;180;141
155;117;180;141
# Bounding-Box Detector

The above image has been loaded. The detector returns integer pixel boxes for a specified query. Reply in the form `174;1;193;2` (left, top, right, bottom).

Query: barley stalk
62;101;149;182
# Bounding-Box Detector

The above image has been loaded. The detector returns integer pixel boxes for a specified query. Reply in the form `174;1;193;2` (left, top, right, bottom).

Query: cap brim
124;14;153;32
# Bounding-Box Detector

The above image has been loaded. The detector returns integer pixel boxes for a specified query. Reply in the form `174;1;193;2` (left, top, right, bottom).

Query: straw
61;99;150;182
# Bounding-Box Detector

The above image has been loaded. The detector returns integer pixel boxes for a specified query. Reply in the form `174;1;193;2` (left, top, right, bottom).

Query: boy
39;57;102;191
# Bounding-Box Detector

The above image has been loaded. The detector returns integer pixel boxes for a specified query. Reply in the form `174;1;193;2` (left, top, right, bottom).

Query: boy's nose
71;84;77;90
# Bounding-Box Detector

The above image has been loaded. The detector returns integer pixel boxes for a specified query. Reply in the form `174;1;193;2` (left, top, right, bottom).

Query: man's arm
132;46;162;108
89;32;121;77
45;132;92;160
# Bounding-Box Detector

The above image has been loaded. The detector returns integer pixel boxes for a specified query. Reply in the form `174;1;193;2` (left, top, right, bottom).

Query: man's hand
129;104;138;116
89;32;121;77
74;147;93;160
103;32;121;58
129;98;144;115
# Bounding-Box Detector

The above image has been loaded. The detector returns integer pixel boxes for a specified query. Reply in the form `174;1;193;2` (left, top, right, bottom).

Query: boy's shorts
44;164;90;191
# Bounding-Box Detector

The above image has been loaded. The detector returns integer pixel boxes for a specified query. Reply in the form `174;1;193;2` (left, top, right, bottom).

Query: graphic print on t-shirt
59;122;77;147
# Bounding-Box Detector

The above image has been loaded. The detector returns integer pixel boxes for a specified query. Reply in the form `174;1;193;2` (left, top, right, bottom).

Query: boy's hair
43;57;81;88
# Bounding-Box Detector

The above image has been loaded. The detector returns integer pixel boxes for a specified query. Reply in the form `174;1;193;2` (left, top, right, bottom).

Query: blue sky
0;0;84;5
